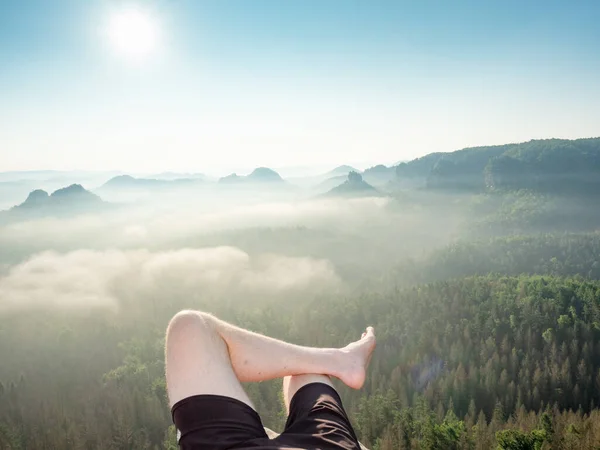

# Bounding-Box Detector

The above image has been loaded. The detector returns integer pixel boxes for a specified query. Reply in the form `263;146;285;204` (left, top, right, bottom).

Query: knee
166;310;215;340
283;374;333;403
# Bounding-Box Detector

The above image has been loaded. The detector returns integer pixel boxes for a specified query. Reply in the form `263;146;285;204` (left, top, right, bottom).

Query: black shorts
172;382;362;450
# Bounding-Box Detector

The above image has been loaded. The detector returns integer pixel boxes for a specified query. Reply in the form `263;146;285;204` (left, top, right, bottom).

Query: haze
1;1;599;173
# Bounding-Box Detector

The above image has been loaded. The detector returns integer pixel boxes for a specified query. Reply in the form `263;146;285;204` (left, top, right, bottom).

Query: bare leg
165;309;255;408
283;374;334;413
165;310;376;407
282;329;375;412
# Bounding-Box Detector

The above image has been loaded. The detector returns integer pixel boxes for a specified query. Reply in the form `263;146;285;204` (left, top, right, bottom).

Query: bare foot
337;327;376;389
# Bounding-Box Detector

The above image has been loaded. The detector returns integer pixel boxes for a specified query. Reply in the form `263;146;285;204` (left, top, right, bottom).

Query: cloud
0;247;340;312
0;196;393;265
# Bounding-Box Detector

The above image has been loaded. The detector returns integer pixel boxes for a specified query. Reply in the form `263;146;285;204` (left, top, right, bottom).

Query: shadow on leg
283;374;334;413
165;310;254;409
277;374;364;449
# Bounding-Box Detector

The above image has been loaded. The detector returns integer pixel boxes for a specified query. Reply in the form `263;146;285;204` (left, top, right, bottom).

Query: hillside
102;175;162;188
219;167;284;184
325;172;379;197
361;164;396;188
389;232;600;286
326;165;359;177
0;184;105;225
394;138;600;194
12;184;102;211
342;275;600;448
100;175;200;190
313;174;348;193
288;166;359;191
247;167;284;182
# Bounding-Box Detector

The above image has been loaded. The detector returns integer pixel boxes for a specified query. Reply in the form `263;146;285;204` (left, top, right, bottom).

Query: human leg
275;329;376;449
165;310;375;449
165;309;254;408
276;374;362;449
281;328;380;412
283;374;334;413
166;310;270;449
166;309;376;407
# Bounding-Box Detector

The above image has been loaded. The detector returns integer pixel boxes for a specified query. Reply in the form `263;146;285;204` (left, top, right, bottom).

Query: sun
106;7;160;60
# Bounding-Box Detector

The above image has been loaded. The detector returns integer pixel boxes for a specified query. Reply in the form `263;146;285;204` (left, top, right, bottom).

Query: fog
0;176;484;328
0;189;466;284
0;247;340;313
3;160;600;449
0;195;393;253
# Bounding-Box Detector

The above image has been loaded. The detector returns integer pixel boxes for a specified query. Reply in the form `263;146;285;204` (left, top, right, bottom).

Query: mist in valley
4;143;600;450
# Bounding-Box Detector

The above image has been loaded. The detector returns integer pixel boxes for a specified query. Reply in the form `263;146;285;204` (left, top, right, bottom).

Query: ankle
324;348;347;380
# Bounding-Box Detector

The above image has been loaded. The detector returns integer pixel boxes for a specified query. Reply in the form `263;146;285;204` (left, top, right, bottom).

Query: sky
1;0;599;175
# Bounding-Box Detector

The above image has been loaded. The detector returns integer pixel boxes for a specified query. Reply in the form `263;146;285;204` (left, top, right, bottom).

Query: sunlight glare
107;7;160;60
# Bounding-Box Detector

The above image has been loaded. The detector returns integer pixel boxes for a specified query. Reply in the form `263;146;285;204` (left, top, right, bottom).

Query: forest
2;138;600;449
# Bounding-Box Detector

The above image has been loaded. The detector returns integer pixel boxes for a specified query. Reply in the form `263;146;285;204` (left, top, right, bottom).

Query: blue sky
1;0;599;174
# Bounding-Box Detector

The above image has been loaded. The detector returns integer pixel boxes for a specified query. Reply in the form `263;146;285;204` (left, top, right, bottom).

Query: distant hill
325;172;380;197
101;175;200;190
49;184;102;205
287;166;359;191
219;173;244;184
394;137;600;194
0;172;122;209
362;164;396;187
394;146;504;191
485;138;600;194
219;167;284;184
395;152;444;182
247;167;284;182
326;165;359;177
103;175;160;188
314;175;348;193
1;184;106;221
17;189;49;208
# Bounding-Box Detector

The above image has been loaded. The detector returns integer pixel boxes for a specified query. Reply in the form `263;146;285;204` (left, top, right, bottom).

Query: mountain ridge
395;137;600;193
325;172;380;197
1;184;106;221
219;167;285;184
